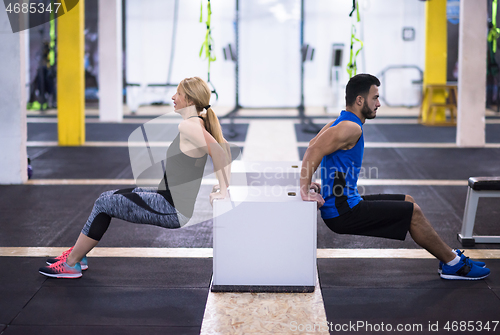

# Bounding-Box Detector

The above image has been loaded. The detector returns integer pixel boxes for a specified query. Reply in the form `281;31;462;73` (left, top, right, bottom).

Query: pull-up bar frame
222;0;320;137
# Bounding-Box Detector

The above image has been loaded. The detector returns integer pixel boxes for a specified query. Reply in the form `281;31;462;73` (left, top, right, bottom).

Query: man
300;73;490;280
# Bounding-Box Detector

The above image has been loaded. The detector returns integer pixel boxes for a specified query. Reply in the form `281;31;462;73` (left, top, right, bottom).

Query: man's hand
309;182;321;193
301;191;325;209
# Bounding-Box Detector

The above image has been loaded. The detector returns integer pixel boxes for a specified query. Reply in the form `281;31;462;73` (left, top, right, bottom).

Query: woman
39;77;231;278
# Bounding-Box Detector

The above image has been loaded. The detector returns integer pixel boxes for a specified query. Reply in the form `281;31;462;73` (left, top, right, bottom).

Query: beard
361;100;376;119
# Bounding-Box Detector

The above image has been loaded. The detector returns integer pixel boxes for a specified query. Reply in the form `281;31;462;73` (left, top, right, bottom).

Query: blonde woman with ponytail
173;76;231;205
38;76;232;279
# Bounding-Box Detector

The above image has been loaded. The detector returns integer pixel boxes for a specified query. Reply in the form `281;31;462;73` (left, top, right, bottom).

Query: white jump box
229;161;302;186
212;186;317;292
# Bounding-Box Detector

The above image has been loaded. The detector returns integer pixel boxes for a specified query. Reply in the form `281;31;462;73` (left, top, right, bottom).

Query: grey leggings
81;187;188;241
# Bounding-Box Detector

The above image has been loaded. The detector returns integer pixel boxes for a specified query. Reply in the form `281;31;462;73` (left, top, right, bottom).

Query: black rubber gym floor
319;259;500;334
1;117;499;334
298;147;500;180
27;122;249;143
296;122;500;143
0;257;211;335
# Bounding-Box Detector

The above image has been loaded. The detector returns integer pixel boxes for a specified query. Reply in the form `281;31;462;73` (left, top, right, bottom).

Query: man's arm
309;121;334;147
300;121;362;206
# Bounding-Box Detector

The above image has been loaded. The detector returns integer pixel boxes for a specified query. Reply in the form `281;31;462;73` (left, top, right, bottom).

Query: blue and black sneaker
440;254;490;280
438;249;485;274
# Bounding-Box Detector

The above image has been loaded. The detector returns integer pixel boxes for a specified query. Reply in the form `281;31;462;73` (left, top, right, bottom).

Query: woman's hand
210;189;228;206
212;184;220;193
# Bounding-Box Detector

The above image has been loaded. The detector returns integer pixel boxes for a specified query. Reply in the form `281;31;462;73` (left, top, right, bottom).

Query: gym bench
457;177;500;247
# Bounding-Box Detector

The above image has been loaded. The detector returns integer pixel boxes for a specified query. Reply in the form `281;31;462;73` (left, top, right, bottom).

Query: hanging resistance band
199;0;218;100
347;0;363;79
488;0;500;53
49;0;55;67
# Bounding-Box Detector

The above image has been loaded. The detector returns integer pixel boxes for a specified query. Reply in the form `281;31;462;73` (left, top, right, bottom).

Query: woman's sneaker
440;254;490;280
46;247;88;270
39;260;82;278
438;249;485;274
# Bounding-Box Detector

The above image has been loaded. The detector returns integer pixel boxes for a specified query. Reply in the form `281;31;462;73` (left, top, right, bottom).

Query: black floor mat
295;123;500;143
298;147;500;180
0;257;211;333
27;122;249;143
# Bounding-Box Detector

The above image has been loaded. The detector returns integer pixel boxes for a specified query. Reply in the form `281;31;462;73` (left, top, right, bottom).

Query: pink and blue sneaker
46;246;88;270
39;260;82;279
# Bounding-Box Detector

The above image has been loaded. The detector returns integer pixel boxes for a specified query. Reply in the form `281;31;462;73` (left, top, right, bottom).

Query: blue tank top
320;111;364;219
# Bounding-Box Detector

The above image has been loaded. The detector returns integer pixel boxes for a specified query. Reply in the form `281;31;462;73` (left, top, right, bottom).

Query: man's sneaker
46;247;88;270
440;254;490;280
438;249;485;274
39;260;82;278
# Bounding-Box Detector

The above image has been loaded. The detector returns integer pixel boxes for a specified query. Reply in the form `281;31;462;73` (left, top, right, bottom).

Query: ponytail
202;108;231;160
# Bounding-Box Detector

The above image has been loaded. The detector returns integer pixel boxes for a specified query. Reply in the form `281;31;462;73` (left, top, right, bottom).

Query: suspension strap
488;0;500;53
347;0;363;78
199;0;218;99
49;0;56;67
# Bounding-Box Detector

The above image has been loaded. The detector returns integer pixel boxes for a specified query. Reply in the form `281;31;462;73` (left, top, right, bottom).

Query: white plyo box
230;161;302;186
212;186;317;291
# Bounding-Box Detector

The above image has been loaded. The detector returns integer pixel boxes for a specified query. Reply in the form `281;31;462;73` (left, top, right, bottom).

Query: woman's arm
208;139;230;198
179;120;231;202
214;138;231;191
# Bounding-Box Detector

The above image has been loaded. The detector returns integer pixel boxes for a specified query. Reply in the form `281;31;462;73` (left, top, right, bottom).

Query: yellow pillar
57;0;85;145
422;0;447;123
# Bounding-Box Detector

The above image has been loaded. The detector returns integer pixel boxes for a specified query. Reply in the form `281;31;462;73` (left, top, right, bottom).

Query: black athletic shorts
322;194;414;241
